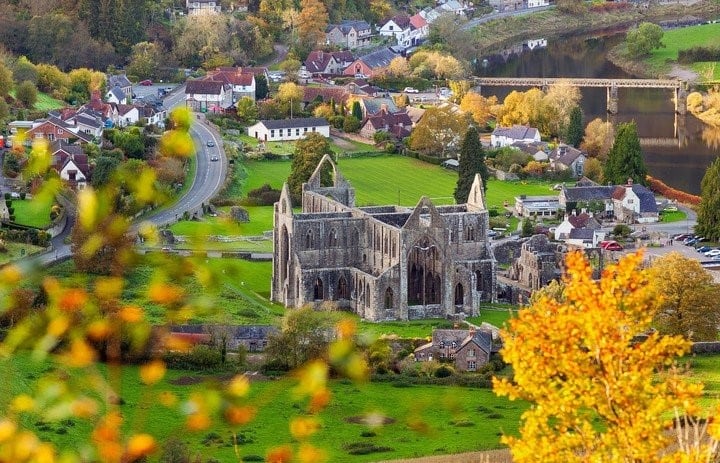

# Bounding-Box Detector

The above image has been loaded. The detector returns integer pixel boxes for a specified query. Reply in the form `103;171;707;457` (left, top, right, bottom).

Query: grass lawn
170;206;275;237
467;304;519;330
0;242;45;264
12;198;52;228
646;23;720;79
43;258;283;325
659;210;687;223
243;157;557;209
8;90;65;111
236;134;379;157
1;355;522;462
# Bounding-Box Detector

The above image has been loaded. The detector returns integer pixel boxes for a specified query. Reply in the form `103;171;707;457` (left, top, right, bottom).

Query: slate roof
362;97;398;116
206;68;255;86
613;183;658;213
567;212;591;228
186;79;225;95
384;14;411;29
493;125;539;140
365;109;412;131
108;74;132;89
50;140;84;157
568;228;595;240
458;330;493;354
355;47;399;70
257;117;329;129
326;19;371;34
304;50;355;74
108;86;126;102
552;145;585;167
562;185;615;202
75;113;103;129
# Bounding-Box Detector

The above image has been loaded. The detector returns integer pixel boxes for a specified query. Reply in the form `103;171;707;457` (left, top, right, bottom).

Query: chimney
318;51;323;60
581;208;587;214
571;209;577;216
627;177;633;186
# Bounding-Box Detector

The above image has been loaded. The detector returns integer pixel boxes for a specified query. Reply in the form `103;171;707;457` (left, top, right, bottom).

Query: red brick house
25;117;93;145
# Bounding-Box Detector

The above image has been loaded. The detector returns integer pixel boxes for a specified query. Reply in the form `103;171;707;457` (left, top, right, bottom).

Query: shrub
343;442;394;455
163;345;223;371
612;224;632;238
245;183;281;206
434;365;454;378
241;456;264;462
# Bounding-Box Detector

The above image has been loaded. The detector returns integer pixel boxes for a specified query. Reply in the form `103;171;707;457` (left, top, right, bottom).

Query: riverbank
470;1;720;59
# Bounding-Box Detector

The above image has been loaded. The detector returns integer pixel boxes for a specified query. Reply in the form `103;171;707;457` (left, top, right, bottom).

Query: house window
468;349;475;358
287;128;291;136
467;361;477;371
304;127;308;132
296;129;300;136
312;127;316;132
270;129;275;138
451;341;457;349
58;129;63;134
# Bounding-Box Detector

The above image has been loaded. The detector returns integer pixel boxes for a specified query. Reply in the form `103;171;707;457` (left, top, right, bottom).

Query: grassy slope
0;355;524;462
12;199;52;228
8;90;65;111
646;23;720;79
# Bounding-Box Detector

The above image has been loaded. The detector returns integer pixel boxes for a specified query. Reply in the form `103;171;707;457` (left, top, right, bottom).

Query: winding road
29;85;227;267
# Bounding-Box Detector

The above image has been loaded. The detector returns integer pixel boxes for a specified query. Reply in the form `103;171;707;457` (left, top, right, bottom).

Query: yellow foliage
494;251;716;462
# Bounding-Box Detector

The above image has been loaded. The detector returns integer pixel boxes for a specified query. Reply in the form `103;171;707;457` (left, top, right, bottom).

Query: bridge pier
675;86;687;115
606;85;618;114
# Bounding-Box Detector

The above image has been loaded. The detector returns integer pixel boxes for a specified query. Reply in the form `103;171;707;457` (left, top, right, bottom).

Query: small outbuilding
247;118;330;142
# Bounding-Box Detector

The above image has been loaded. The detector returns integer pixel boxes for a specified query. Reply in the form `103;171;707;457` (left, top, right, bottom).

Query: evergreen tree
287;132;333;203
453;126;489;204
351;101;363;121
603;121;647;186
696;157;720;241
565;106;584;148
521;218;534;237
255;75;269;100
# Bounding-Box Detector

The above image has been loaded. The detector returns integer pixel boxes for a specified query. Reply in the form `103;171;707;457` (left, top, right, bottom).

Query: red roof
206;68;255;86
409;14;427;30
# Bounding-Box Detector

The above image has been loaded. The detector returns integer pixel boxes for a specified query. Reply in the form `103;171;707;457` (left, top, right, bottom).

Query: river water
474;33;720;195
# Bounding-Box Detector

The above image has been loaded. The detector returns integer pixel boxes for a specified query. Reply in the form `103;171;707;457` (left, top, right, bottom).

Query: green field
646;23;720;79
0;242;45;264
8;90;65;111
659;210;687;223
0;354;523;462
237;134;378;157
12;198;52;228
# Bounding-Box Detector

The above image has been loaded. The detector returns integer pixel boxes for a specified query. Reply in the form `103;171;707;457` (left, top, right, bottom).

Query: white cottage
491;125;541;147
247;118;330;142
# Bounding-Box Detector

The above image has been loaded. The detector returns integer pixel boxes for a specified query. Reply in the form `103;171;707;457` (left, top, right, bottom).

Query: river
474;32;719;196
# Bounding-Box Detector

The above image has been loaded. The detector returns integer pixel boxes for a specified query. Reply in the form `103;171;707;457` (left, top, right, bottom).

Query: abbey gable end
271;155;496;321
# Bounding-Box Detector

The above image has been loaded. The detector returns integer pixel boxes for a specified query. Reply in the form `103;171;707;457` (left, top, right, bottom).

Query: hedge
646;175;701;206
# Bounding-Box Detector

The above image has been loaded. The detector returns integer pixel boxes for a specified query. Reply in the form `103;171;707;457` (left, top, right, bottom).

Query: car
206;140;215;147
604;242;624;251
354;73;368;79
712;255;720;261
211;156;218;162
600;240;622;250
139;79;153;86
704;249;720;257
403;87;419;93
663;205;678;212
673;233;693;241
696;246;713;253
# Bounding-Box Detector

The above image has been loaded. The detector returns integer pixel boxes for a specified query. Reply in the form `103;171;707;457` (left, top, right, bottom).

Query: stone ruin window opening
306;230;314;249
314;278;324;300
407;238;441;306
475;270;483;291
454;283;464;306
328;228;338;247
465;226;475;241
384;287;394;309
338;276;349;300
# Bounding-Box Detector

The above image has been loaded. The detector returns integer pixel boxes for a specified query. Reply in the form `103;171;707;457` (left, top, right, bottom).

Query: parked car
673;233;693;241
403;87;419;93
604;242;624;251
211;156;218;162
704;249;720;257
139;79;153;86
696;246;713;253
712;255;720;261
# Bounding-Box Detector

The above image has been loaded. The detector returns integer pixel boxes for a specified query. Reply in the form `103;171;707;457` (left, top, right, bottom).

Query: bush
678;46;720;64
343;442;394;455
612;224;632;238
434;365;454;378
245;183;281;206
163;345;223;371
330;115;345;130
241;456;264;462
343;116;361;133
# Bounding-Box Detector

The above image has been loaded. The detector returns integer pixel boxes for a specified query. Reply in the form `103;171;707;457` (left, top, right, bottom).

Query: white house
611;179;659;224
378;15;413;48
116;105;141;127
247;118;330;142
186;0;221;14
105;86;127;105
527;0;549;7
205;68;256;102
550;145;586;178
185;80;232;112
491;125;541;147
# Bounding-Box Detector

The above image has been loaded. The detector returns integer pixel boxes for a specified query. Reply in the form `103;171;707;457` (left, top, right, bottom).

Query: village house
247;117;330;142
489;0;524;11
490;125;541;147
549;144;586;177
25;117;94;145
513;195;560;219
304;50;355;76
116;104;140;127
186;0;221;14
554;211;602;241
343;47;399;78
50;107;106;138
105;86;127;105
413;327;494;372
138;104;167;127
50;141;91;190
378;14;414;48
168;325;278;352
566;227;606;248
184;79;232;112
437;0;468;16
356;97;399;119
359;109;413;140
611;178;659;224
527;0;550;7
559;184;616;218
205;67;256;102
107;74;133;101
301;87;350;110
325;20;373;49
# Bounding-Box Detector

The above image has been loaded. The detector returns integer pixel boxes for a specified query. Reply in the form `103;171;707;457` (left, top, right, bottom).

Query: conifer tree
351;101;363;121
696;156;720;241
454;126;488;204
603;121;647;186
565;106;583;148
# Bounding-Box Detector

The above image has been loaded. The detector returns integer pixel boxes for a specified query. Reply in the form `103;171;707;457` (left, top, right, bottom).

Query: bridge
472;77;688;115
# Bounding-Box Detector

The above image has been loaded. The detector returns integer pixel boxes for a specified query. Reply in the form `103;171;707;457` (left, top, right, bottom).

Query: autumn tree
276;82;303;117
564;105;583;148
127;41;162;80
297;0;329;51
496;88;547;130
408;106;470;158
544;80;581;136
448;80;471;104
494;251;714;463
648;252;720;341
236;97;259;124
625;22;664;59
580;118;614;160
603;121;647;186
454;126;488;203
0;60;13;97
460;92;498;127
15;80;38;108
369;0;391;22
582;157;604;184
695;156;720;241
386;56;410;77
287;132;333;202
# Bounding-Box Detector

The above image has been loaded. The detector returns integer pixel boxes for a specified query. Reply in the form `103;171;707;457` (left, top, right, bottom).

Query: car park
139;79;153;86
696;246;713;253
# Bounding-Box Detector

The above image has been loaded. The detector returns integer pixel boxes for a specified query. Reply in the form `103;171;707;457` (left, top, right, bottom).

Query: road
461;5;553;31
29;85;227;267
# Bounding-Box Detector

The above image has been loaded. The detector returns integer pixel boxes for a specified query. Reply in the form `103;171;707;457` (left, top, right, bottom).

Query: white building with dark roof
185;80;231;112
247;118;330;142
611;179;659;224
491;125;541;147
